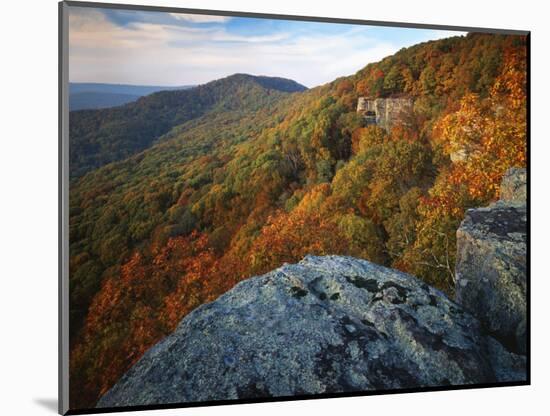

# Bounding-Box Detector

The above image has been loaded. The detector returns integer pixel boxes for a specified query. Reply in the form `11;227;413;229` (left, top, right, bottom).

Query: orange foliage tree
400;48;527;292
248;184;351;274
69;232;221;408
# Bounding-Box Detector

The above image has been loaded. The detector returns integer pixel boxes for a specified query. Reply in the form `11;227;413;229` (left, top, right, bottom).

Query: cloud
68;7;465;87
169;13;231;24
209;32;291;43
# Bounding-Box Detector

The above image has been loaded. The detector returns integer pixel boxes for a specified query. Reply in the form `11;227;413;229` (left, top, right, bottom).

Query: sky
68;6;466;88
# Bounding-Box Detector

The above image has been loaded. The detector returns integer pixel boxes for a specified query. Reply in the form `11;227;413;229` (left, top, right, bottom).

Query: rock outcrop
499;167;527;203
356;97;413;131
455;168;527;354
98;255;525;408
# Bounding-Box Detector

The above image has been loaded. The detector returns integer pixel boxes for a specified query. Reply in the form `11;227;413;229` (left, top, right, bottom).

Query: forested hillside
69;75;307;177
69;33;527;409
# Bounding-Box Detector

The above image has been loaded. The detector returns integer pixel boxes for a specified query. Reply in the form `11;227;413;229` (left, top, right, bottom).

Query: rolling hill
69;75;307;177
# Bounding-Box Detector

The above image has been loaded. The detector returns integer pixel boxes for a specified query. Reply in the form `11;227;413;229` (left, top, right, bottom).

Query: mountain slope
69;33;527;408
69;74;307;177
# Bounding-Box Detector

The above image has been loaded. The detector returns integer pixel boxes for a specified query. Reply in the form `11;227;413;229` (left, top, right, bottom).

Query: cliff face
455;168;527;354
98;253;526;408
356;97;413;131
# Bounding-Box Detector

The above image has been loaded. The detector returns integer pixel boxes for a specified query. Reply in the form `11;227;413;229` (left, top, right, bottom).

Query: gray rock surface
98;255;525;408
356;97;413;131
455;168;527;354
500;167;527;203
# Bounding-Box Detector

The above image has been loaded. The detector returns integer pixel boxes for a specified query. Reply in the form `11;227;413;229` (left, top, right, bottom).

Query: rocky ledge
98;254;526;408
455;168;527;354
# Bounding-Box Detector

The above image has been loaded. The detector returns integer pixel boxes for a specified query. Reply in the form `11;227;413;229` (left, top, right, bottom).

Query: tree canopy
68;33;527;409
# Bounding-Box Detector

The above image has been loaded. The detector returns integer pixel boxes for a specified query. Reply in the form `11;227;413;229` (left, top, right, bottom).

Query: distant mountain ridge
229;74;308;93
69;92;140;111
69;74;307;177
70;82;194;96
69;82;194;111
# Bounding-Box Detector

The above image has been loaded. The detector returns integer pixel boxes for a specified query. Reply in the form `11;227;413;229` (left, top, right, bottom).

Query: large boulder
98;255;525;408
455;168;527;354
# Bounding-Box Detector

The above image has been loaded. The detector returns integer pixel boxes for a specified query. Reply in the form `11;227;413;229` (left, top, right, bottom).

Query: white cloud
210;32;291;43
68;8;464;87
169;13;231;24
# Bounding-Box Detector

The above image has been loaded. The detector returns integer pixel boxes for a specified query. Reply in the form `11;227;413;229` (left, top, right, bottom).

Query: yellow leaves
295;183;331;212
351;126;387;155
405;44;527;290
246;203;350;275
432;49;526;202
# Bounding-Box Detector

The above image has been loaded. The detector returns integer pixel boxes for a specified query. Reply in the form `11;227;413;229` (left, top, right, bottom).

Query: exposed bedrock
455;168;527;354
98;253;526;407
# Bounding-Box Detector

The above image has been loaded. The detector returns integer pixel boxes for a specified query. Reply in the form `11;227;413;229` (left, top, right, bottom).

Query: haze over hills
68;33;527;408
70;82;195;96
69;82;195;111
70;92;141;111
69;75;307;177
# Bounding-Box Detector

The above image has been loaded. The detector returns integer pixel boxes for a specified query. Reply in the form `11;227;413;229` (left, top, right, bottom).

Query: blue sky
69;6;465;87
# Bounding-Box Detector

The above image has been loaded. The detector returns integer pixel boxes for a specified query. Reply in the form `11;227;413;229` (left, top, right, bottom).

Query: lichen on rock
98;255;525;408
455;167;527;354
500;167;527;204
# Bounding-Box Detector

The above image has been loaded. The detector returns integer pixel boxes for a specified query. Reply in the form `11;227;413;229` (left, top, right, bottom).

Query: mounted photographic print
58;1;530;414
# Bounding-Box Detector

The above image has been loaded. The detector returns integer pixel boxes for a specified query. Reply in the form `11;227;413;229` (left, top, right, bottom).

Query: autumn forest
68;32;527;408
